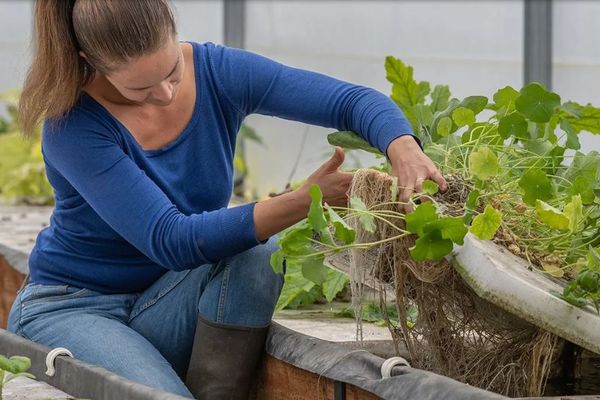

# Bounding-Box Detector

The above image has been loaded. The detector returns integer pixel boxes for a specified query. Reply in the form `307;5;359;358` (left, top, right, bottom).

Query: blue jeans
7;238;283;398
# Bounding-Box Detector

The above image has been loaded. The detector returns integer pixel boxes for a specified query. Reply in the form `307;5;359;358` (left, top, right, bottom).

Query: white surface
453;234;600;355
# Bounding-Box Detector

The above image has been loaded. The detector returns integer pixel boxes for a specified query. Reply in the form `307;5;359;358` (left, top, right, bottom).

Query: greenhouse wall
0;0;599;195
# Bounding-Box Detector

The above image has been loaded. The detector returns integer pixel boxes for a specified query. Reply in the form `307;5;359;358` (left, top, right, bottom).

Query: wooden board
0;255;25;329
255;354;380;400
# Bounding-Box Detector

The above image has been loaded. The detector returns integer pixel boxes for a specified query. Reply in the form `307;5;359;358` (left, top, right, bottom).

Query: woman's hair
19;0;177;135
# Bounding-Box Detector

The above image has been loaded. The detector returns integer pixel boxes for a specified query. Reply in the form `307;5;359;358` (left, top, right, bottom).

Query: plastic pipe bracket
45;347;74;377
381;356;411;379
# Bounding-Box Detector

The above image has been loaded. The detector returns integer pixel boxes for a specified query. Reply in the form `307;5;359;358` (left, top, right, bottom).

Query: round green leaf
468;147;499;180
437;116;452;137
515;83;561;123
410;230;454;261
535;200;570;231
498;112;528;139
452;107;475;128
518;169;554;206
301;255;329;285
405;202;438;235
422;180;439;195
493;86;519;115
470;205;502;240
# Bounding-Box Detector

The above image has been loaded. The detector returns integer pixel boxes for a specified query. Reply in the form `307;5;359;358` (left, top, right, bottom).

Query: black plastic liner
265;322;506;400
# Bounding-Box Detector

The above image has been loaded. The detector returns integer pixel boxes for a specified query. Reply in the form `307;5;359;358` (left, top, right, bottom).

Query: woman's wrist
253;187;311;241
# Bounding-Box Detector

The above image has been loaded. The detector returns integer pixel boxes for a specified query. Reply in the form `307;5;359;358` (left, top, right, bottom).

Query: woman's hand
253;147;352;241
387;135;448;213
299;146;354;207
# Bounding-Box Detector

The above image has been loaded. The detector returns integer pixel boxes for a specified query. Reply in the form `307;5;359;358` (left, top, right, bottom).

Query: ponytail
19;0;176;136
19;0;90;136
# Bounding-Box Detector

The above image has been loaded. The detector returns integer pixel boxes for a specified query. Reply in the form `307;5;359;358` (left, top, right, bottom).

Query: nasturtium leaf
587;247;600;273
350;197;376;233
492;86;519;116
301;255;329;285
468;147;499;180
405;202;438;235
275;262;316;311
422;180;439;195
498;112;528;139
430;85;451;112
308;184;328;232
564;194;583;232
560;119;581;150
463;190;480;224
562;102;600;134
437;117;452;137
515;83;561;123
322;268;349;302
327;131;381;155
423;216;468;245
470;205;502;240
460;96;489;115
535;200;570;231
278;222;313;256
0;355;31;374
563;151;600;187
324;204;356;244
385;56;430;110
424;142;446;165
518;169;554;206
567;175;596;204
270;250;285;274
390;176;399;201
542;262;565;278
452;107;476;127
410;230;454;261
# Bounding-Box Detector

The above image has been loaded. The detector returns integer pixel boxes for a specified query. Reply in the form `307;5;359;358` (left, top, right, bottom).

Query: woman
8;0;446;399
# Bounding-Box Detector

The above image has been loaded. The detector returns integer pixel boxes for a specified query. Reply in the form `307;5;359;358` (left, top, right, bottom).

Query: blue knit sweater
31;42;414;293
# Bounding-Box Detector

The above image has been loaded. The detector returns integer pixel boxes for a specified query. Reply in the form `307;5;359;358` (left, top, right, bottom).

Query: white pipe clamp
381;356;411;379
45;347;74;377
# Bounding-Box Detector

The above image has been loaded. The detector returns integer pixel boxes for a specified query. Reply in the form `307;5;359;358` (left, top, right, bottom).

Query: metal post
223;0;246;49
524;0;553;89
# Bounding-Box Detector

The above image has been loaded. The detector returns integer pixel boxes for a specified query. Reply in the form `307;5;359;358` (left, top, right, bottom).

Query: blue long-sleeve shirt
31;42;414;293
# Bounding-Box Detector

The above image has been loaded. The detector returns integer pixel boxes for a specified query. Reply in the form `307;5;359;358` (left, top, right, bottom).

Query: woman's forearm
253;187;311;241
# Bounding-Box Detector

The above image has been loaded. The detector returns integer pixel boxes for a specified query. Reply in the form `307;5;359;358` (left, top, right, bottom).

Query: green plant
0;91;53;205
271;56;600;313
0;354;35;400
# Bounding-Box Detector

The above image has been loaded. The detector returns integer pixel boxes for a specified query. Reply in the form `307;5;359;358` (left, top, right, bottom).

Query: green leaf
350;197;376;233
385;56;430;110
560;119;581;150
275;262;317;311
562;102;600;134
468;147;499;180
492;86;519;116
518;169;554;206
535;200;570;231
238;124;264;146
405;202;438;235
423;216;468;245
498;112;528;140
470;205;502;240
0;355;31;374
430;85;451;112
515;83;561;123
460;96;489;115
452;107;475;127
422;180;439;195
322;268;349;302
278;222;313;256
308;185;328;232
563;151;600;188
564;195;583;232
463;190;480;224
301;255;329;285
567;175;595;205
324;204;356;244
327;131;382;155
410;230;454;261
270;250;285;274
436;117;452;137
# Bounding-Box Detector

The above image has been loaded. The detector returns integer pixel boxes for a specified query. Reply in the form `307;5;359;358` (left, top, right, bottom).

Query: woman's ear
79;50;87;60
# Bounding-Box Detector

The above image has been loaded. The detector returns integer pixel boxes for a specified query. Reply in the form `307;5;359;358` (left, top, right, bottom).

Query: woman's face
104;38;185;106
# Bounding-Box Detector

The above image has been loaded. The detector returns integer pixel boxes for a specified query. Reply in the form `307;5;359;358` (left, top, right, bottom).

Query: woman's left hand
387;135;448;213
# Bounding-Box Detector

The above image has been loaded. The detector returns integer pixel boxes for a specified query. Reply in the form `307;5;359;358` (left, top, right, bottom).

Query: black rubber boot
185;315;269;400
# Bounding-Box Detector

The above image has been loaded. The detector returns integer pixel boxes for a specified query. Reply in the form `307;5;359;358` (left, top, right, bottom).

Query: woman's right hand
299;146;354;207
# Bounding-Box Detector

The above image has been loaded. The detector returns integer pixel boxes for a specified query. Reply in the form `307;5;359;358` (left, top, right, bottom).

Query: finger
414;176;425;194
322;146;345;172
430;169;448;192
399;184;414;214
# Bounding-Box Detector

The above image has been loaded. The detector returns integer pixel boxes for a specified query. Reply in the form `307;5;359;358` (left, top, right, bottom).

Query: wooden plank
0;255;25;329
255;355;380;400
